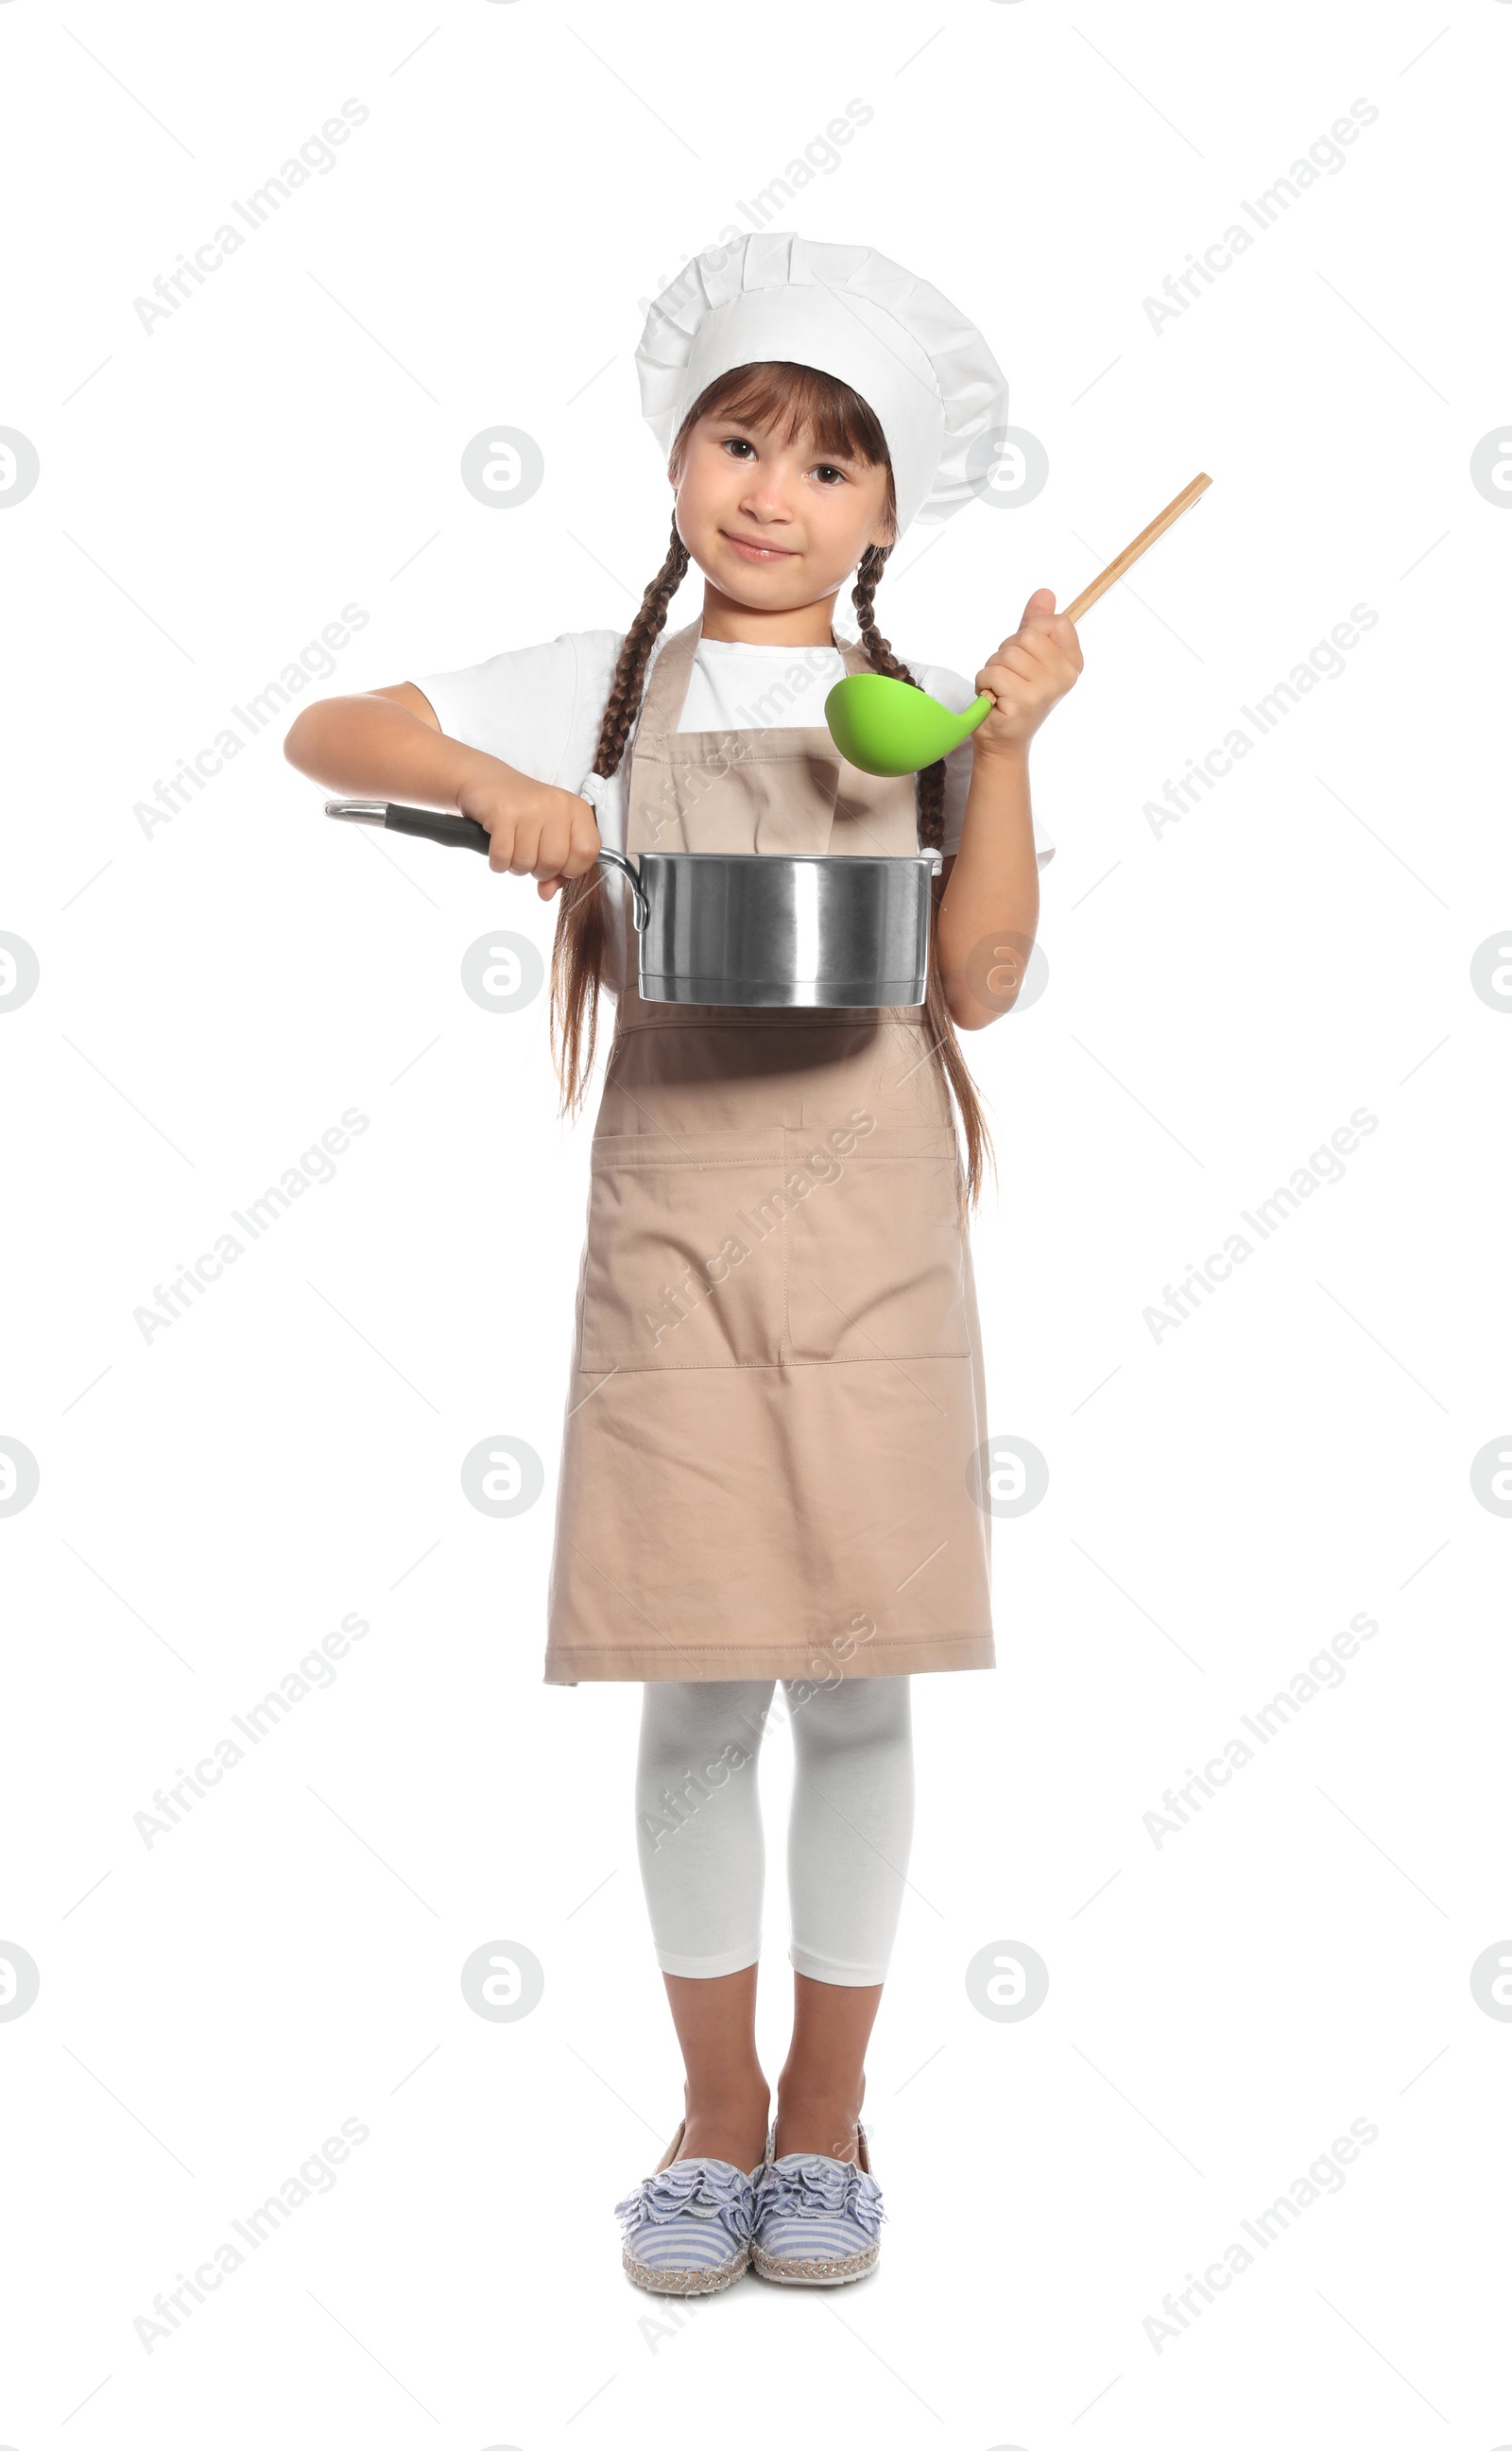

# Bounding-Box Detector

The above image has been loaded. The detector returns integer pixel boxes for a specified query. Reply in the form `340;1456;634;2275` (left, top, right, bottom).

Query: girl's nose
739;474;794;526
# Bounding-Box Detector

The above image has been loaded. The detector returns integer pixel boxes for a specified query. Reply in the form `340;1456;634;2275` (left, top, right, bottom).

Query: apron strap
635;616;702;743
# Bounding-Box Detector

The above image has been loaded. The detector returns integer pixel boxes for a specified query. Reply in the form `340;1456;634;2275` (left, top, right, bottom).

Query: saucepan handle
325;799;491;853
596;845;648;931
325;804;644;927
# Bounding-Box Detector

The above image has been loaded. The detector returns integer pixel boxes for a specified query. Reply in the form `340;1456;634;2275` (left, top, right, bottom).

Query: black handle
383;803;490;854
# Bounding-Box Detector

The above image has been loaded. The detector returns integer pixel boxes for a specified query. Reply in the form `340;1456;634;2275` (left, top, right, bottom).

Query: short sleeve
412;630;622;790
915;661;1056;868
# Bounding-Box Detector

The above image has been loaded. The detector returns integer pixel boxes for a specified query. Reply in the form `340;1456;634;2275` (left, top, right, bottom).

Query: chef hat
635;233;1008;537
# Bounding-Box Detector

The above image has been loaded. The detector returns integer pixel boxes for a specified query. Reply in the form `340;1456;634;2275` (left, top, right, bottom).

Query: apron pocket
783;1123;973;1363
578;1129;795;1372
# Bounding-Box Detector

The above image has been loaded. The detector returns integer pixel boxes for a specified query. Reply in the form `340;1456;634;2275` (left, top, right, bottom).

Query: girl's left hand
971;588;1083;758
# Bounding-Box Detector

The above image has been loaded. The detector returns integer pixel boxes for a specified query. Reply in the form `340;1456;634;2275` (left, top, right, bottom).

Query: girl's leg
774;1673;914;2160
635;1679;776;2171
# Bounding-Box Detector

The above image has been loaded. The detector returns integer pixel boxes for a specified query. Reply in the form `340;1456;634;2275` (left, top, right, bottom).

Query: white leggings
635;1677;914;1988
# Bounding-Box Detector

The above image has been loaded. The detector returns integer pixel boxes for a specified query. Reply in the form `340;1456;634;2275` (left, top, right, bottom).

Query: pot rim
633;848;940;868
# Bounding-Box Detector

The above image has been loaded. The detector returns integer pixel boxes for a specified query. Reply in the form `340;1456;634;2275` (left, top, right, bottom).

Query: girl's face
673;408;894;611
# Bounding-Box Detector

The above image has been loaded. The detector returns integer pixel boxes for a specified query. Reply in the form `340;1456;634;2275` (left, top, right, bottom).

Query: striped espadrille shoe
615;2121;759;2296
751;2122;885;2286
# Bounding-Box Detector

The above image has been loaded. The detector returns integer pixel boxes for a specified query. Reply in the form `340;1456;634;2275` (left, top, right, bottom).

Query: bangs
676;360;892;485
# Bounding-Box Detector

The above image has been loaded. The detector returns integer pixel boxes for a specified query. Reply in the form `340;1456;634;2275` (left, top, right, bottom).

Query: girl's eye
813;464;847;486
723;438;756;459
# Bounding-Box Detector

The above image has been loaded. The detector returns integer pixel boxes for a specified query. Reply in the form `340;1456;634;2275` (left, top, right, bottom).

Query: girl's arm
934;590;1082;1030
283;685;600;894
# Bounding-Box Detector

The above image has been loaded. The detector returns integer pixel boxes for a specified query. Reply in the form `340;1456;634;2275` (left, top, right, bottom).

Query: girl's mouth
721;530;799;563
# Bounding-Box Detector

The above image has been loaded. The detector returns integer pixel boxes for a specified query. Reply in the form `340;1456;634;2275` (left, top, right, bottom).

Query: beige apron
543;617;993;1685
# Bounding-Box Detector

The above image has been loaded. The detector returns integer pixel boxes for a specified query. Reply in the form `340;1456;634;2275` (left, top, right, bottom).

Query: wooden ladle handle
1062;472;1211;623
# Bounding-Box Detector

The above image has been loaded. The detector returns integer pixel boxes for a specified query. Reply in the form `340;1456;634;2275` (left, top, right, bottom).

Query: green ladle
824;672;992;777
824;472;1211;776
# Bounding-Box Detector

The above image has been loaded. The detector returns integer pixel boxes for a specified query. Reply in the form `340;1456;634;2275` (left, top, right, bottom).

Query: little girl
286;233;1080;2294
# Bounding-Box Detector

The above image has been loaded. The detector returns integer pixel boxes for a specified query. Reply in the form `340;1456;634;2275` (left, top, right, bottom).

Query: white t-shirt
416;629;1054;987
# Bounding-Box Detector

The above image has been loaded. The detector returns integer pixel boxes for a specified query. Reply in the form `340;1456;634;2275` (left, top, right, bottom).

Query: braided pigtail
549;515;690;1113
851;546;994;1210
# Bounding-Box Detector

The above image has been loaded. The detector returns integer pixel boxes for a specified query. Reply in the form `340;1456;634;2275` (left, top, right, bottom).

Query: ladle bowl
823;673;992;777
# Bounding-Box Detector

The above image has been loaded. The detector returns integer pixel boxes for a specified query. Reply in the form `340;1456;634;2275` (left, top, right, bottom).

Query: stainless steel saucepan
325;801;940;1009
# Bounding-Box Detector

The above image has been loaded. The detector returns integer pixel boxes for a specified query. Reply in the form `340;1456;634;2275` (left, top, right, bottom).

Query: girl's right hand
456;768;601;897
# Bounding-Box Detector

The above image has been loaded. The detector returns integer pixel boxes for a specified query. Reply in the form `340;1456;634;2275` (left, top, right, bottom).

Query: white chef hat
635;233;1008;538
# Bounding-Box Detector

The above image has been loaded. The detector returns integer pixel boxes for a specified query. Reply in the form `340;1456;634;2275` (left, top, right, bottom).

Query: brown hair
548;359;993;1204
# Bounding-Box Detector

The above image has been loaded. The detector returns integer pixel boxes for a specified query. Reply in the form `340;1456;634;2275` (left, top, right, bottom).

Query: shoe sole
750;2244;878;2286
622;2247;750;2296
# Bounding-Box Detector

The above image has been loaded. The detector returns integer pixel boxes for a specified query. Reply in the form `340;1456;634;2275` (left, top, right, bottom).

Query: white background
2;0;1508;2442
